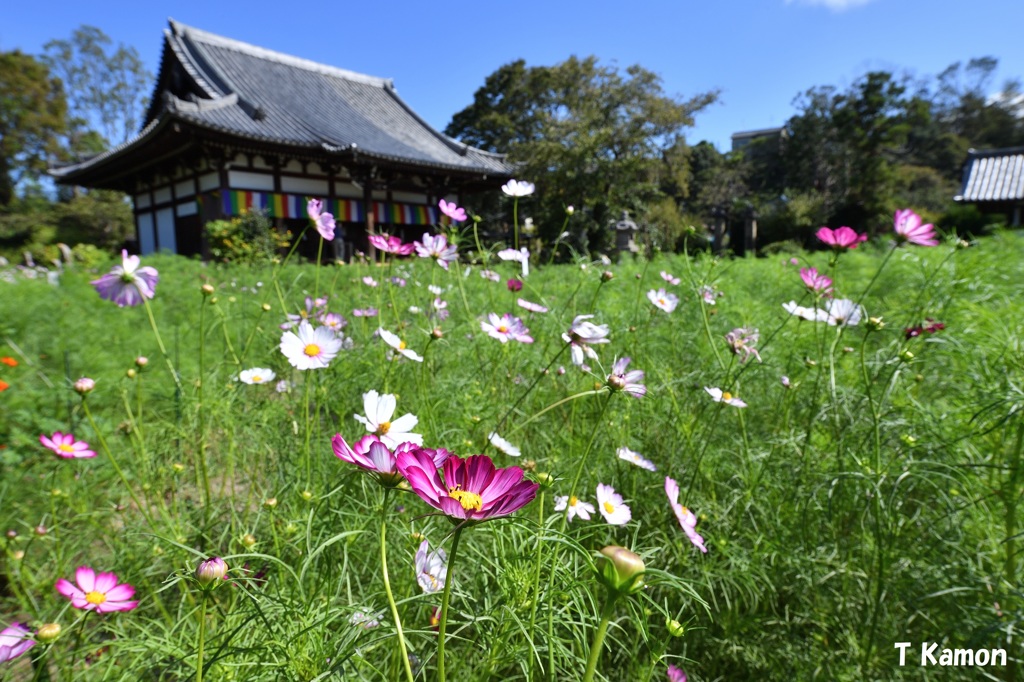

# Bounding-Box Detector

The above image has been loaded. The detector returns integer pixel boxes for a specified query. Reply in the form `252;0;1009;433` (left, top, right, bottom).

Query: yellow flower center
569;496;578;507
251;375;262;383
658;298;667;306
603;501;616;514
85;591;106;605
303;344;321;357
449;485;483;511
58;444;75;454
721;391;732;402
377;421;391;435
399;340;407;350
300;310;308;318
497;325;508;333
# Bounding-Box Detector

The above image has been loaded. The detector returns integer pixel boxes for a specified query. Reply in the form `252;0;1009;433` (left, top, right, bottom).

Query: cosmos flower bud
135;356;149;367
262;303;272;312
201;284;215;296
666;618;685;637
566;205;575;215
172;462;185;473
957;239;970;250
867;316;885;332
126;368;136;379
263;497;278;509
37;622;62;642
601;271;614;282
899;349;915;362
73;377;96;394
240;533;257;548
780;375;791;389
5;529;17;539
432;327;444;339
595;546;645;597
535;472;553;487
196;557;228;586
804;357;817;368
300;490;313;501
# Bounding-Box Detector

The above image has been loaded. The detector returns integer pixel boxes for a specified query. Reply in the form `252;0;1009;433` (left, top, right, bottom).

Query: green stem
581;597;618;682
508;389;604;436
196;593;207;682
513;197;520;252
380;489;416;682
66;612;89;682
437;526;464;682
526;491;546;680
315;235;324;298
567;393;613;500
197;297;211;519
141;297;183;393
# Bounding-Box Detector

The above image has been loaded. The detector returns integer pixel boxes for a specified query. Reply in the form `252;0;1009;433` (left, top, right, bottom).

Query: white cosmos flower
239;367;276;385
596;483;631;525
378;327;423;362
704;386;747;408
823;298;864;326
617;446;656;471
280;320;342;370
354;389;423;448
782;300;826;322
497;247;530;277
487;432;521;457
554;495;595;523
415;539;447;594
647;288;679;313
501;179;535;197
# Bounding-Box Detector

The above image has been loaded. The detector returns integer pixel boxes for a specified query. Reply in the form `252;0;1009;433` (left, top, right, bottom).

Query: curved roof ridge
169;19;392;89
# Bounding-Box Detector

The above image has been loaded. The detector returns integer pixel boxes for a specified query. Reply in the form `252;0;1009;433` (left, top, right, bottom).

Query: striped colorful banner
217;190;437;225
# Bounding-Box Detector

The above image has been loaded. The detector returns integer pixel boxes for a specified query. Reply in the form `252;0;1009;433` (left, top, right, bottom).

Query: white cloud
786;0;877;10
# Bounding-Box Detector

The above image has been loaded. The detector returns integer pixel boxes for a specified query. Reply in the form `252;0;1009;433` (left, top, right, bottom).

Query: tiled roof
956;147;1024;202
55;20;512;179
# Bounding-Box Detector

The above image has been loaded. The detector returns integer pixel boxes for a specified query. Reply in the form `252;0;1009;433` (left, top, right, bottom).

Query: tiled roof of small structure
54;20;512;179
955;147;1024;202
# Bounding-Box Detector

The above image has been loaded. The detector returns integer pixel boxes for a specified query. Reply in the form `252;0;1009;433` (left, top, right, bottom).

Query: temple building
955;147;1024;226
51;20;513;259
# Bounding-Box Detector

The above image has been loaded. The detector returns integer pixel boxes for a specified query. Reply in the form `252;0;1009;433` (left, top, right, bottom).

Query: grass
0;229;1022;681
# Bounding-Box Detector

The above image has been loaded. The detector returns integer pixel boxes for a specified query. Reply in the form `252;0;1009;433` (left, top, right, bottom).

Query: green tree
0;51;67;206
446;56;717;253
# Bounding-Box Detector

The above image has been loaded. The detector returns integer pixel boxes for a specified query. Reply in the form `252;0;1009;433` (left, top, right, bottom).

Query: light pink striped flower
516;298;548;314
665;477;707;553
368;233;415;256
0;623;35;663
799;267;832;294
893;209;938;246
481;313;533;344
307;198;336;241
414;233;458;270
438;199;467;223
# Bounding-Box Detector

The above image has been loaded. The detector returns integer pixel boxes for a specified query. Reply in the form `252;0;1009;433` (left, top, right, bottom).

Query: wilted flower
378;328;424;362
480;313;533;344
705;387;746;408
438;199;467;223
91;250;159;307
516;298;548;313
781;375;792;389
333;434;446;486
350;611;381;629
563;315;611;367
596;483;631;525
665;477;707;553
487;432;522;457
414;233;458;270
353;390;423;448
307;198;336;241
274;379;291;393
724;328;762;363
239;368;276;385
0;623;35;663
415;539;448;593
698;285;720;306
816;226;867;250
40;432;96;459
554;495;595;522
893;209;938;246
480;269;500;282
647;289;680;313
56;567;138;613
368;233;416;256
501;179;535;197
397;452;539;523
617;446;656;471
799;267;833;294
607;357;646;397
280;320;342;370
195;557;228;586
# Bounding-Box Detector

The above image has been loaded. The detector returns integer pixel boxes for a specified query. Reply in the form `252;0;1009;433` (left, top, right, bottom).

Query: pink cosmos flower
40;431;96;459
667;664;688;682
91;250;159;307
368;233;416;256
414;233;458;270
438;199;467;223
397;452;539;523
353;307;378;317
698;285;720;306
816;226;867;251
516;298;548;313
321;312;347;334
893;209;938;246
362;276;378;287
0;623;35;663
307;198;336;241
799;267;833;294
665;477;707;553
480;313;534;344
647;288;679;313
56;566;138;613
660;271;681;286
333;433;448;486
607;357;646;397
507;278;523;292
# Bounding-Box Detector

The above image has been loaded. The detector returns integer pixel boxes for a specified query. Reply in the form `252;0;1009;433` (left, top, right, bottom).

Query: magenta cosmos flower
438;199;467;223
397;452;539;523
368;233;416;256
414;233;458;270
665;477;707;554
607;357;646;397
893;209;938;246
667;664;688;682
307;198;336;241
91;250;159;307
0;623;35;663
799;267;832;294
816;226;867;251
40;431;96;459
333;433;449;487
480;313;533;344
56;566;138;613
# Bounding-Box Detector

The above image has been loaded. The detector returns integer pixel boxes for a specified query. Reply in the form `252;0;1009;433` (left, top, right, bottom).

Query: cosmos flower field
1;203;1022;680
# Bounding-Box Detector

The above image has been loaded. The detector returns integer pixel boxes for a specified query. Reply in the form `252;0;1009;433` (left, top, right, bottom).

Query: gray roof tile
957;148;1024;202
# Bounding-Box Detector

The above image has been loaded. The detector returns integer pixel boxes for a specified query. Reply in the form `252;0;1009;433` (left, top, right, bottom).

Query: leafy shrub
205;210;290;264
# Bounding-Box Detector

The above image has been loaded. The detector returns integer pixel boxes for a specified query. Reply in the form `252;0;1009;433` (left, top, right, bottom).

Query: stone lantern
613;210;639;256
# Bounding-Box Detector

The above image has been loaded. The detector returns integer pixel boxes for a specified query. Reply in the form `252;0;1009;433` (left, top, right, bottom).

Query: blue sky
3;0;1021;151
